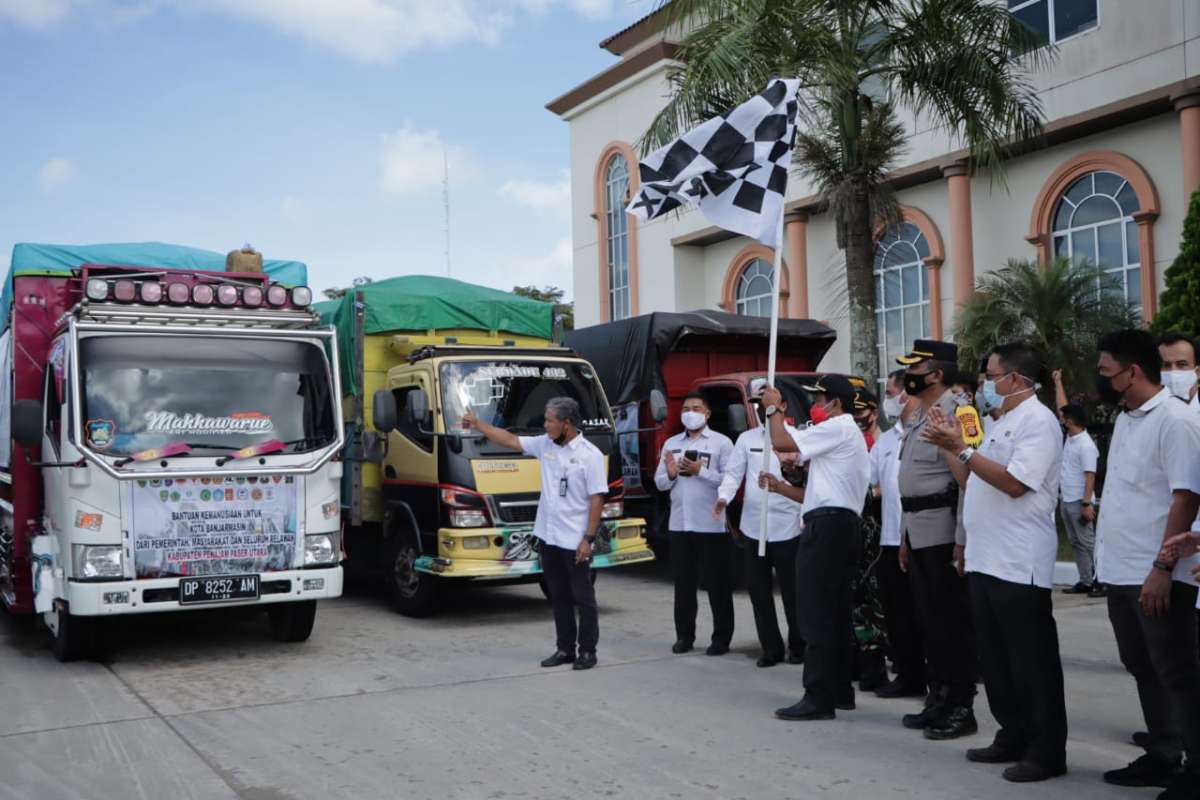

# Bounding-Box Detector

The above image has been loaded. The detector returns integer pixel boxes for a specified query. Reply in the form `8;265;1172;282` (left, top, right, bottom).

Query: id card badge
558;476;569;497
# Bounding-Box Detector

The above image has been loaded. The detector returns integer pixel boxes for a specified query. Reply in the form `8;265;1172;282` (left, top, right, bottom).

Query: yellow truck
319;276;654;616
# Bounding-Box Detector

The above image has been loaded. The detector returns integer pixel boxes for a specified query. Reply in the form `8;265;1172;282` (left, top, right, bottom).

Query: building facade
547;0;1200;376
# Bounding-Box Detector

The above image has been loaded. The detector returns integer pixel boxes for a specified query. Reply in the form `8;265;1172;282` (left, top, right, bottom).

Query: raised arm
460;409;522;452
759;387;799;453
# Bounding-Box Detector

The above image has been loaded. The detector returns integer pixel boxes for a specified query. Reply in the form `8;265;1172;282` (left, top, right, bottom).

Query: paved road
0;562;1154;800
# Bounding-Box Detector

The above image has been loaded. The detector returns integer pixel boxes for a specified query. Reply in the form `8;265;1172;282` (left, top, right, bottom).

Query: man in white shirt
654;392;735;656
924;342;1067;784
715;393;805;667
1093;329;1200;798
872;369;927;699
1058;403;1101;596
761;375;870;721
462;397;608;671
1158;331;1199;409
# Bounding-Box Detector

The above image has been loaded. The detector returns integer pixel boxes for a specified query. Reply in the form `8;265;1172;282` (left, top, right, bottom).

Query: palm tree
643;0;1051;386
953;258;1139;401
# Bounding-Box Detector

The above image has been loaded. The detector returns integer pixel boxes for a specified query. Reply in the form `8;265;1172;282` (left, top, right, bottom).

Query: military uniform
896;340;977;738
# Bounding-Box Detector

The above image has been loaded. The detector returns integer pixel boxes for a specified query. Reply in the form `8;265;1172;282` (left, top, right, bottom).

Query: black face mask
904;370;934;396
1095;370;1127;406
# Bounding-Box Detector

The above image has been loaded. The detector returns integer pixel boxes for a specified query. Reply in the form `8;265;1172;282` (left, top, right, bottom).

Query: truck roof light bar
290;286;312;307
242;286;264;307
140;282;163;303
112;279;137;302
216;284;239;306
167;282;190;304
191;284;215;305
267;285;288;306
85;278;109;301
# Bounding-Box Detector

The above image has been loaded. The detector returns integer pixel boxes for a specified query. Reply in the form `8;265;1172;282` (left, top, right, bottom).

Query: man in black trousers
761;375;869;720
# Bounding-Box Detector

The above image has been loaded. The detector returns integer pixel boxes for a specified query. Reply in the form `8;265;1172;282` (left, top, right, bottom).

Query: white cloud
493;237;574;294
498;171;570;217
279;194;310;223
37;157;78;193
379;125;477;196
0;0;72;28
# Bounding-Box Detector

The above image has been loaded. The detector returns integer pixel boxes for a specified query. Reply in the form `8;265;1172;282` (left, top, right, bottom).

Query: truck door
382;369;439;535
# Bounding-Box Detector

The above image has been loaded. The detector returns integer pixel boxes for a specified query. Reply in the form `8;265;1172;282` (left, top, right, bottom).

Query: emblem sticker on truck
86;419;115;449
143;410;275;436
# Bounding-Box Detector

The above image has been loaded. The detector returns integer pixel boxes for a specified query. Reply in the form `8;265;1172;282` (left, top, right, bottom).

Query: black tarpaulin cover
566;310;836;406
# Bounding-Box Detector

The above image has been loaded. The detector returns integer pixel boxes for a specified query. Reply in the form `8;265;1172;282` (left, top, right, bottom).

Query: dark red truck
566;311;836;548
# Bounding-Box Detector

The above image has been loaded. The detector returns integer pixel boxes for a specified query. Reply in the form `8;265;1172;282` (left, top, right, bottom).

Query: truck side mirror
372;389;398;432
12;399;43;449
649;389;668;423
727;405;749;436
362;431;387;463
407;388;430;428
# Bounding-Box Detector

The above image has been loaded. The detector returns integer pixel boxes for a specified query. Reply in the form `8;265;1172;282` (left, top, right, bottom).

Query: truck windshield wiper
113;442;195;467
215;439;287;466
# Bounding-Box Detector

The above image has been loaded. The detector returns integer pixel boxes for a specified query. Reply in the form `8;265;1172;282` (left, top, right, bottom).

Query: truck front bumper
414;519;655;579
64;566;344;616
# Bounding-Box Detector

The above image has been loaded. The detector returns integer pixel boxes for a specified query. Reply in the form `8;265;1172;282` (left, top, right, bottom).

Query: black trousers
969;573;1068;769
540;541;598;654
878;544;926;688
795;508;861;711
1108;582;1200;766
670;531;734;646
744;536;803;659
907;541;976;706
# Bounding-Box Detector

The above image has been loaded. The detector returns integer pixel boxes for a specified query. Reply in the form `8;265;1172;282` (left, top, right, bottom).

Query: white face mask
680;410;707;431
882;395;903;420
1163;369;1198;401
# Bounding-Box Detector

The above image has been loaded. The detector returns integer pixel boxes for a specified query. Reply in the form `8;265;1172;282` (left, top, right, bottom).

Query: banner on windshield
129;476;301;578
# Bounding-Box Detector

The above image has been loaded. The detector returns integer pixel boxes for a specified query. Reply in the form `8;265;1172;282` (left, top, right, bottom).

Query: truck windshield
79;335;337;457
440;361;611;435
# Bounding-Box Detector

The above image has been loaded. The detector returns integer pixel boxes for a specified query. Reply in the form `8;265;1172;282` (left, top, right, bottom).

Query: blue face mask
979;379;1004;413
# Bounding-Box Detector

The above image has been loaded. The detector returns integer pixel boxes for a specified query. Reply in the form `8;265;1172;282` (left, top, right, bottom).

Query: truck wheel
538;570;598;601
49;601;94;663
267;600;318;643
386;536;440;617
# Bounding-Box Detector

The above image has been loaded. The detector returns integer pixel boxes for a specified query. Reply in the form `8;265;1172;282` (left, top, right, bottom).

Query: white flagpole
757;207;787;558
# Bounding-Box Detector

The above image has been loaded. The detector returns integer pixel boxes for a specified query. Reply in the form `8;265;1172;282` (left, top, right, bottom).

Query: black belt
900;484;958;513
802;507;858;523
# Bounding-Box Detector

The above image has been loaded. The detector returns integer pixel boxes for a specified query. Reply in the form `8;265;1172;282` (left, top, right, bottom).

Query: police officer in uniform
896;340;978;739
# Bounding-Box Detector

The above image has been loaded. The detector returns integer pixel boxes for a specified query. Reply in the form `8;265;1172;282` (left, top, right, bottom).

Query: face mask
809;403;830;425
1163;369;1198;401
903;370;933;396
980;373;1033;412
882;395;903;419
952;392;971;408
680;410;706;431
1095;369;1128;405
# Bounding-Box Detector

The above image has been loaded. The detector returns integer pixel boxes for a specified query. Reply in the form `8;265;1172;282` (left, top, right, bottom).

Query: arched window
875;222;931;377
604;155;631;320
735;258;774;317
1051;170;1141;309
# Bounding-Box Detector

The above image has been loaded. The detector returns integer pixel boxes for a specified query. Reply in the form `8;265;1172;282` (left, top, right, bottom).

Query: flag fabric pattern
627;78;800;247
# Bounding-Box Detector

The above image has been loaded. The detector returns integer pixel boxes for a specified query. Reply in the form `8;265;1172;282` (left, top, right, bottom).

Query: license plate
178;574;260;605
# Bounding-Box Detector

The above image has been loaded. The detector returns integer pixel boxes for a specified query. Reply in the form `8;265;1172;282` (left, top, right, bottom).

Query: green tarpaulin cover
318;275;555;394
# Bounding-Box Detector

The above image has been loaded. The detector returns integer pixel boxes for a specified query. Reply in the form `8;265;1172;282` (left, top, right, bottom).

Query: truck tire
49;600;95;663
385;534;441;617
267;600;318;642
538;569;598;601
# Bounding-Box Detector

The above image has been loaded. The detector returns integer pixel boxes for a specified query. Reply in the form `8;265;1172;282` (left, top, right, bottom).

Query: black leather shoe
705;642;729;656
1088;582;1108;598
875;677;926;699
1131;730;1151;749
540;650;575;668
1158;768;1200;799
858;666;888;692
775;699;835;721
966;743;1023;764
756;654;782;668
672;640;693;654
1061;581;1090;594
1003;761;1066;783
902;703;945;730
836;689;856;711
923;706;978;740
573;651;597;671
787;649;804;665
1103;754;1181;788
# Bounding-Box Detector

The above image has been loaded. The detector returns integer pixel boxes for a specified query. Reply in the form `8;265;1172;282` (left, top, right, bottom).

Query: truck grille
493;493;540;525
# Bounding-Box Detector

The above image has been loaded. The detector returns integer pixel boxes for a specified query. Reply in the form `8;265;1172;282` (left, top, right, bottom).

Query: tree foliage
513;284;574;330
1151;186;1200;338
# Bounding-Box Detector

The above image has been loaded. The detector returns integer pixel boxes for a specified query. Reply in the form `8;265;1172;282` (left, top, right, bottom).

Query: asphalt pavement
0;561;1159;800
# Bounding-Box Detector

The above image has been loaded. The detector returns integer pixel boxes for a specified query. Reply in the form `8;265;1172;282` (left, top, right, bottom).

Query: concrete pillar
784;210;809;319
1174;92;1200;202
942;162;976;313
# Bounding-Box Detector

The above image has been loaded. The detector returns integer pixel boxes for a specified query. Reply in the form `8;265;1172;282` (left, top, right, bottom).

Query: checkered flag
628;78;800;246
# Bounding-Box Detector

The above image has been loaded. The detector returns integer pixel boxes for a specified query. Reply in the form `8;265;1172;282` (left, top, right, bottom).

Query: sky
0;0;655;299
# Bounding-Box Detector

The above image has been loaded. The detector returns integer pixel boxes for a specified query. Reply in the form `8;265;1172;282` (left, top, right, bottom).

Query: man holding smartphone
655;392;734;655
462;396;608;671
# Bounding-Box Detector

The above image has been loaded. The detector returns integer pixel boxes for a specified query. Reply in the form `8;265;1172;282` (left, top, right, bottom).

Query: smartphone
683;449;698;462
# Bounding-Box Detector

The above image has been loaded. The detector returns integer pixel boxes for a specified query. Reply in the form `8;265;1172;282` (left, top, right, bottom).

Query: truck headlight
460;535;491;550
449;509;488;528
72;545;123;580
304;533;339;566
602;500;623;519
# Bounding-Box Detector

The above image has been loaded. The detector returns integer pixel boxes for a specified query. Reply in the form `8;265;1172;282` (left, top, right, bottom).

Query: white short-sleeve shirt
963;396;1063;589
870;423;904;547
1059;430;1099;503
519;433;609;550
654;427;734;533
1095;389;1200;586
787;414;870;516
717;425;805;541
